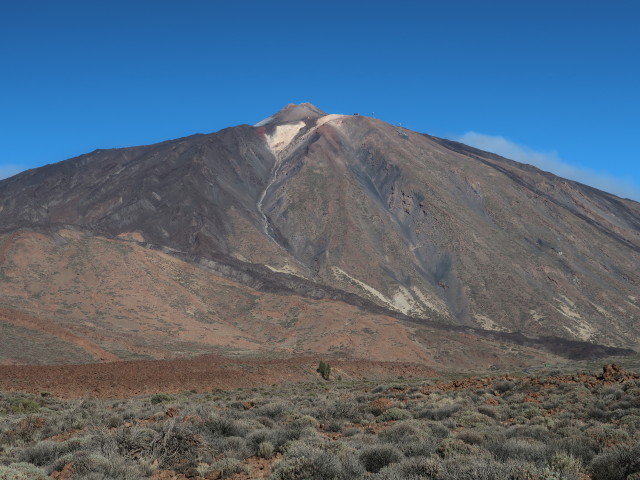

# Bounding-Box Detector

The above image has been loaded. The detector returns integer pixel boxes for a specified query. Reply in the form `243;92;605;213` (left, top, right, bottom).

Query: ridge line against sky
1;1;638;201
455;132;640;201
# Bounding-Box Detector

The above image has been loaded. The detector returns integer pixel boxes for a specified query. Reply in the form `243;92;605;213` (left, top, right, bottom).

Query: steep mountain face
0;103;639;365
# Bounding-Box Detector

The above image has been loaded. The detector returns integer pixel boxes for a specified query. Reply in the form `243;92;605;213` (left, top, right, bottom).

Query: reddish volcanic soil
0;354;438;399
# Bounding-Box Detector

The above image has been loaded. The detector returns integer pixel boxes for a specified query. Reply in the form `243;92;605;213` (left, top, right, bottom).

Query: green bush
150;393;173;404
452;410;494;427
317;361;331;380
10;399;40;414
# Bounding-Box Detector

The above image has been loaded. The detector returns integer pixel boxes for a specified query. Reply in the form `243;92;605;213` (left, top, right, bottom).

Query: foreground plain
1;359;640;479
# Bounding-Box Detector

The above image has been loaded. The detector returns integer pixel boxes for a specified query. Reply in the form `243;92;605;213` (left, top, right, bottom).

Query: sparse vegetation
1;365;640;479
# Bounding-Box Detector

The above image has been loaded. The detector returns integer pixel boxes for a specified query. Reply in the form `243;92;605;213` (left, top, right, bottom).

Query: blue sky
1;1;639;200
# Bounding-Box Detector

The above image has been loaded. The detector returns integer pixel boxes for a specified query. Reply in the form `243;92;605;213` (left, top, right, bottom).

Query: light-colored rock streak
331;267;430;316
266;122;305;156
256;116;346;262
256;122;305;244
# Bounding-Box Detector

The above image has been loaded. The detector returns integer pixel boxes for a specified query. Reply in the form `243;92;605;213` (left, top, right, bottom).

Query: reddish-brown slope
0;229;579;368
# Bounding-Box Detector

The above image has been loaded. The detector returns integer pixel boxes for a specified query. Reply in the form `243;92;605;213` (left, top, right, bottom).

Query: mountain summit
255;102;327;126
0;105;638;365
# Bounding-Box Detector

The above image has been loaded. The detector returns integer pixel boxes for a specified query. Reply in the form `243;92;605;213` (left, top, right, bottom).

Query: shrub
18;440;71;466
221;435;249;458
379;421;424;444
489;437;550;464
590;443;640;480
205;415;248;438
452;410;494;427
150;393;173;404
368;397;394;416
71;452;136;479
212;457;246;478
548;452;583;479
378;421;438;457
585;425;631;449
379;408;412;422
256;401;292;420
619;414;640;431
425;421;450;440
317;361;331;380
493;380;515;393
456;430;488;446
155;421;204;471
269;423;318;450
437;438;487;459
417;404;462;420
326;400;363;423
375;456;440;479
257;441;274;459
551;435;598;464
440;457;543;479
0;463;48;480
9;399;40;414
271;446;343;480
114;426;158;459
196;463;213;477
478;404;500;417
359;444;403;473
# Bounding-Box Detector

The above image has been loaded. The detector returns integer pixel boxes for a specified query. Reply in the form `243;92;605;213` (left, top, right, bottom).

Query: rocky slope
0;103;638;365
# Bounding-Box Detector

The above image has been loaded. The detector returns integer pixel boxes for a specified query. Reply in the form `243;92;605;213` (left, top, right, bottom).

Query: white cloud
456;132;640;202
0;165;25;180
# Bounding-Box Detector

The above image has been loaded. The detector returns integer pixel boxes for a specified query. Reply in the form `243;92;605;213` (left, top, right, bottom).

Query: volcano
0;103;638;366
